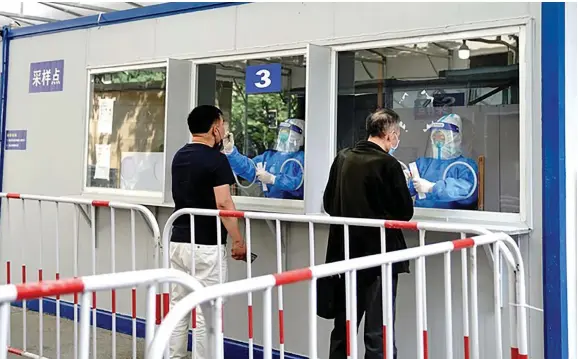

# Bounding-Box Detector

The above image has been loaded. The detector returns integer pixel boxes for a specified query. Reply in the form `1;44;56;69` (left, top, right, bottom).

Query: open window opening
196;55;307;206
335;33;521;215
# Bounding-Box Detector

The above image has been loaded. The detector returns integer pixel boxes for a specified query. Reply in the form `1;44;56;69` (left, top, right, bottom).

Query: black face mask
213;129;224;151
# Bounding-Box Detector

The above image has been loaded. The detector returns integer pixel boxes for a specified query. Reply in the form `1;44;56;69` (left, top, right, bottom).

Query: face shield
424;114;462;160
275;119;305;153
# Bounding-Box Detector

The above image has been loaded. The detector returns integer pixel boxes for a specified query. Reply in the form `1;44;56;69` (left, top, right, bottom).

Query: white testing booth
1;2;566;358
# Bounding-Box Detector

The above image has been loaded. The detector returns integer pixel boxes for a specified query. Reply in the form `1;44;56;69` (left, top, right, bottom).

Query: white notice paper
97;98;115;135
94;144;111;180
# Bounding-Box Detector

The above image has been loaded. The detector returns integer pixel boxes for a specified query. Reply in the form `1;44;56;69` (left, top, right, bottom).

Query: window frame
330;23;534;230
190;49;309;214
81;61;169;199
77;21;535;229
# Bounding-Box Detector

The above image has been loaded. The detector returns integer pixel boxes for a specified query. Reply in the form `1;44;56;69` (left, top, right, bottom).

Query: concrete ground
8;307;146;359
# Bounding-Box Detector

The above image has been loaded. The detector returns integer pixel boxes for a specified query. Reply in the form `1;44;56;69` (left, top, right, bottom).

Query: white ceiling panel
0;2;164;28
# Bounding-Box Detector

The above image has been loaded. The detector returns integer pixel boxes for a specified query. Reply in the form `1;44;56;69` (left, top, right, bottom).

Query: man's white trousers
169;242;228;359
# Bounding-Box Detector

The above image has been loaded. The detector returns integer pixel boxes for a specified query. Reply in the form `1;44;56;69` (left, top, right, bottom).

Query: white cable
441;161;478;199
279;158;305;190
233;158;258;189
508;302;544;313
232;156;304;192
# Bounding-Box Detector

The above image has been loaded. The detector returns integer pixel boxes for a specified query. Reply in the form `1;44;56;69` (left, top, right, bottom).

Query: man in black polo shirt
169;105;247;359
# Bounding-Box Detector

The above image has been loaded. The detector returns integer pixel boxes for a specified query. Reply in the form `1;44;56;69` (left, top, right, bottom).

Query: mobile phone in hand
242;252;258;263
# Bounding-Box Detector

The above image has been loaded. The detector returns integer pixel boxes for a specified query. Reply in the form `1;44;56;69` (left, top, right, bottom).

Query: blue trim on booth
6;2;247;40
541;3;568;359
0;27;10;205
11;298;307;359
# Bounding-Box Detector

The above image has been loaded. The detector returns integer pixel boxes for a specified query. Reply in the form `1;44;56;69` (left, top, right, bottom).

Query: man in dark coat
322;108;414;359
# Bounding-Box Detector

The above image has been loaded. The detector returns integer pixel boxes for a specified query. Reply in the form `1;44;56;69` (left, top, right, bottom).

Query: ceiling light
458;40;470;60
101;74;112;85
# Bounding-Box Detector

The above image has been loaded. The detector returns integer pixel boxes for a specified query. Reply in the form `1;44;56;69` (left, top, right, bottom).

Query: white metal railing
161;208;497;359
151;232;528;359
0;192;162;359
0;268;205;359
0;193;521;359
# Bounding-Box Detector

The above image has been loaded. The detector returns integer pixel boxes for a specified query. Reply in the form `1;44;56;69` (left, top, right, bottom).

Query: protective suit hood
275;118;305;153
425;113;463;160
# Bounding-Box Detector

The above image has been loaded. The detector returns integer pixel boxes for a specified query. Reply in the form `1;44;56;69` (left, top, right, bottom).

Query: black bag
316;274;344;319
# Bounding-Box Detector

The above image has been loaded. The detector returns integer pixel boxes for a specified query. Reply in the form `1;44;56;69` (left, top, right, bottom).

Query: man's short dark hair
366;108;400;138
187;105;223;135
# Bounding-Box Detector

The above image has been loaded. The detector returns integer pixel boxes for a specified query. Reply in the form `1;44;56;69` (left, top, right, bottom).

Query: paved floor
8;307;146;359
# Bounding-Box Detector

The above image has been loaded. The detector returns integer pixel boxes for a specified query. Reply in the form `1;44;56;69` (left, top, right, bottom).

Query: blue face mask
279;132;289;142
388;133;399;155
436;143;442;160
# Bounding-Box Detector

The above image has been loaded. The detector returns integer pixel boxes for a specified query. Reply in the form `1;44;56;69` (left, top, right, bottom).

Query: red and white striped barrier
0;192;525;359
161;208;498;359
0;268;205;359
151;232;528;359
0;193;162;359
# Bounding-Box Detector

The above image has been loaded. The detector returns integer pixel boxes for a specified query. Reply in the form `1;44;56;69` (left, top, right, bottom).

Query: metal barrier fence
0;192;515;359
0;268;205;359
161;208;499;359
152;232;528;359
0;193;162;359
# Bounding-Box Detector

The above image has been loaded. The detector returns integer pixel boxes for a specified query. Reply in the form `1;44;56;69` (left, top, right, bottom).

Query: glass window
197;55;307;201
85;67;166;194
336;34;520;213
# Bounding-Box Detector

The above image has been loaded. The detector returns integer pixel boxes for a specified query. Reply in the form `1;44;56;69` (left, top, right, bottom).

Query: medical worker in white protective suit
223;118;305;200
409;113;479;210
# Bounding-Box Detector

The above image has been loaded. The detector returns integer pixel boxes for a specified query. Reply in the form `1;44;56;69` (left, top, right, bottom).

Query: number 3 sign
245;63;282;94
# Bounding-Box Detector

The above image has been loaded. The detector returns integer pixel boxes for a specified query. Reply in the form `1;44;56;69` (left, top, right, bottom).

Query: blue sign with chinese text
414;93;466;120
29;60;64;93
245;63;282;94
433;93;465;107
6;130;27;150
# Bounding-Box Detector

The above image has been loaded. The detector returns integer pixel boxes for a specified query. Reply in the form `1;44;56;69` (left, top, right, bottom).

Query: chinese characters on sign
97;98;115;135
5;130;27;151
29;60;64;93
414;105;449;120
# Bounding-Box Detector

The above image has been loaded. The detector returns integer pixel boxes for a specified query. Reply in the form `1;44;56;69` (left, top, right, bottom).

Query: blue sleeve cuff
431;180;446;199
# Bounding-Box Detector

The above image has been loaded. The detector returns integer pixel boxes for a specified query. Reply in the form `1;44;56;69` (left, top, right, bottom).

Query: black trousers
328;275;398;359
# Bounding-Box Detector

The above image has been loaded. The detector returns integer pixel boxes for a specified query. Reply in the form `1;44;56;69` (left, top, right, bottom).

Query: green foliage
229;82;298;157
95;69;166;85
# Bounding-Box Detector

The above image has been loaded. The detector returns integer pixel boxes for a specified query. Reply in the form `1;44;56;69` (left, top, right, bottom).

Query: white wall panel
155;7;237;58
4;30;89;196
454;2;532;23
87;19;157;65
333;2;459;38
333;2;533;39
234;3;335;50
303;44;332;214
